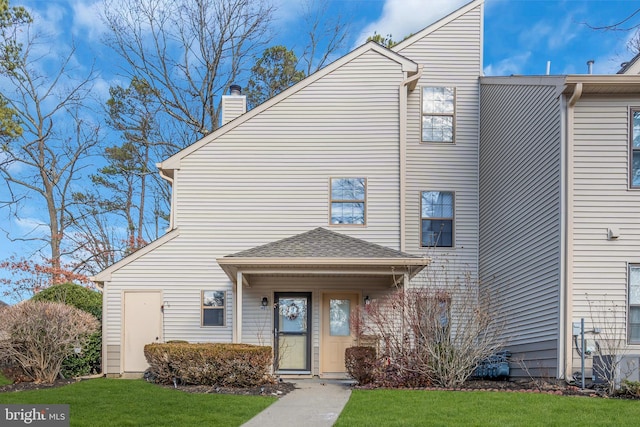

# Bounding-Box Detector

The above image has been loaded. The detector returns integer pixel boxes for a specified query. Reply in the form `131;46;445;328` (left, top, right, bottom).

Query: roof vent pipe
229;84;242;95
546;61;551;75
587;60;594;75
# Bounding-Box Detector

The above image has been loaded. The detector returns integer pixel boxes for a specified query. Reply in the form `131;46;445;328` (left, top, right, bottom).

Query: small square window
202;291;225;327
330;178;366;225
421;191;454;247
422;87;455;143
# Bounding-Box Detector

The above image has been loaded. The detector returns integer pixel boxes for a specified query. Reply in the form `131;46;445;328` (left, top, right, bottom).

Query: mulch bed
354;378;610;398
162;380;297;397
0;366;621;399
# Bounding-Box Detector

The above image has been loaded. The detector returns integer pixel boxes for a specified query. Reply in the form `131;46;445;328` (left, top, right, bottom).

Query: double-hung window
631;109;640;188
422;86;455;143
202;291;225;327
421;191;454;247
629;265;640;343
330;178;366;225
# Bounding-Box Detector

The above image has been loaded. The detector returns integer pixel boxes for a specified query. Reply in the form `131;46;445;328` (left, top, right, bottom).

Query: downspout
399;65;424;253
563;82;582;380
158;167;175;231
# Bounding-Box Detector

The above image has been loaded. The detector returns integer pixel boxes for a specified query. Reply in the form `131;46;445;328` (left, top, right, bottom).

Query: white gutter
158;166;175;231
563;82;582;380
399;65;424;252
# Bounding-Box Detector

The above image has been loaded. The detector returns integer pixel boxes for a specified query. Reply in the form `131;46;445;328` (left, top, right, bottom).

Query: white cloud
71;0;107;42
483;52;531;76
354;0;469;47
14;217;49;238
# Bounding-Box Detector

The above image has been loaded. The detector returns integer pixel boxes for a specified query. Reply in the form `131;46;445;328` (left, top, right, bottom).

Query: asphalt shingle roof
226;227;421;259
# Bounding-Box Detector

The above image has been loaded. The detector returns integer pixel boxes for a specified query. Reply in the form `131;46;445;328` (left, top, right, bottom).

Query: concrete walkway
242;379;353;427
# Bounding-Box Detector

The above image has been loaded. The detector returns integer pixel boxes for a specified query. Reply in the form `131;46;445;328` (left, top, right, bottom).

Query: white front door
123;291;162;372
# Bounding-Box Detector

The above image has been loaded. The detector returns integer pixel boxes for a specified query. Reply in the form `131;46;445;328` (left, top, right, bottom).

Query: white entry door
123;291;162;372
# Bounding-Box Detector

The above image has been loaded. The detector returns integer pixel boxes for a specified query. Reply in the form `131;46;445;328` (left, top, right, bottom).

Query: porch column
235;271;243;343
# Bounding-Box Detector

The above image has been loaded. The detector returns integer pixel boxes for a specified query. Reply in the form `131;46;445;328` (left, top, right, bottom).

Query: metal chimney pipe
587;60;594;75
229;84;242;95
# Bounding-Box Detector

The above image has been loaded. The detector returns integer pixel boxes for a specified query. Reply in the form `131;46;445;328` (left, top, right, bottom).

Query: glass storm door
274;293;311;372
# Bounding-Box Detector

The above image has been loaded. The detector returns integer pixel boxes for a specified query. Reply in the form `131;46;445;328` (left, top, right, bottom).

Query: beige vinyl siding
175;49;404;249
479;78;563;376
102;50;406;374
242;276;391;375
571;96;640;357
396;4;482;274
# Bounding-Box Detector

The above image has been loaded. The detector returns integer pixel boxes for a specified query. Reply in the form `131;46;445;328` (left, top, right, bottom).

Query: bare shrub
0;301;99;383
358;267;504;388
585;295;637;395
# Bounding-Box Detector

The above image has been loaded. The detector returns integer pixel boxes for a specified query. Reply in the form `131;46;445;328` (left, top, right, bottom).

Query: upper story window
421;191;454;247
630;265;640;343
631;109;640;188
422;86;455;143
330;178;366;225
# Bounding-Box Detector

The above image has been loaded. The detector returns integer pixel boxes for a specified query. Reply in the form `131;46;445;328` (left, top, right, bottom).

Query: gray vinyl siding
571;96;640;358
479;78;563;376
396;3;482;275
106;345;120;374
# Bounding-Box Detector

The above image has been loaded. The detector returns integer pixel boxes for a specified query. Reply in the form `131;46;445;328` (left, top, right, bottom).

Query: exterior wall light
364;295;370;305
261;297;269;308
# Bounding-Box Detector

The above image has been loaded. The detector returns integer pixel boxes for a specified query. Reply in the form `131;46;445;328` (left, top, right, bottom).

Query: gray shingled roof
618;52;640;74
226;227;421;259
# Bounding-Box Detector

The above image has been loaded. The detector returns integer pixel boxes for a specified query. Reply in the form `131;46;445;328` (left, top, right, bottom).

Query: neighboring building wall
479;77;564;376
102;50;407;374
395;2;482;276
571;95;640;373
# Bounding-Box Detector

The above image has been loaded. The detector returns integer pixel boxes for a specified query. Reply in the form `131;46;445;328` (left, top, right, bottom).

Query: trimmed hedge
144;343;273;387
345;346;377;385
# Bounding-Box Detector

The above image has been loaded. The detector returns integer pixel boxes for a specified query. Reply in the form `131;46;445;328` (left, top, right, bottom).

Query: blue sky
1;0;639;300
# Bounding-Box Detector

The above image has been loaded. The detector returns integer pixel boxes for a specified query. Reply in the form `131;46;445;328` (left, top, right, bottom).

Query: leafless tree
102;0;274;145
356;264;505;388
585;294;638;395
0;19;101;281
298;0;349;76
586;8;640;54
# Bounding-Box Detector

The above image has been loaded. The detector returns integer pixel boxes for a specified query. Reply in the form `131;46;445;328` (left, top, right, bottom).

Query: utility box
592;355;614;384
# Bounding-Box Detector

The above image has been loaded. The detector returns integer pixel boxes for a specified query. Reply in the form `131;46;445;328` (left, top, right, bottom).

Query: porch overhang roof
216;227;429;284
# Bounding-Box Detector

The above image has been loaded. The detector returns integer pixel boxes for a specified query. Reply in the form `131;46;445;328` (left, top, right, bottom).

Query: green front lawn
336;389;639;427
0;372;11;386
0;378;275;426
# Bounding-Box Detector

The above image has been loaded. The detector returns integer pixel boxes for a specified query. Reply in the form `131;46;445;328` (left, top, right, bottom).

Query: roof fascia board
563;75;640;95
91;228;180;283
160;42;417;170
217;257;429;267
391;0;484;52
